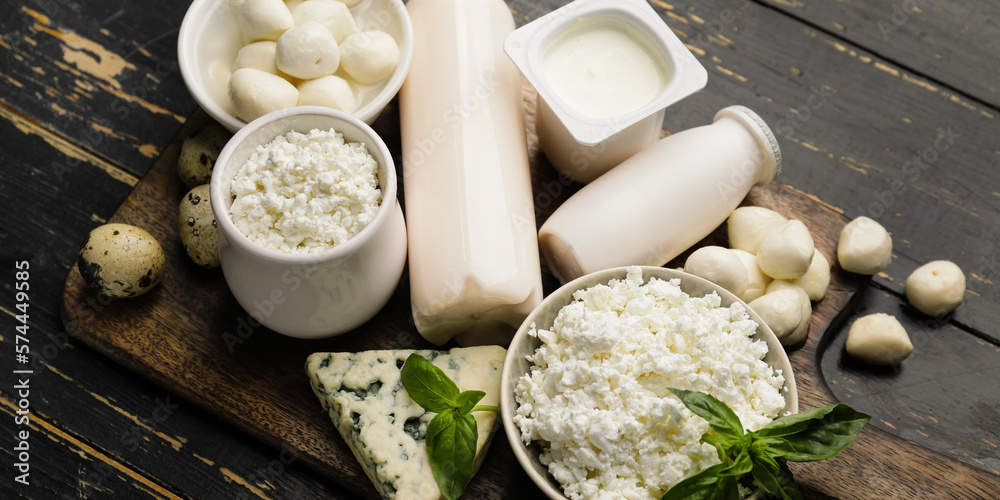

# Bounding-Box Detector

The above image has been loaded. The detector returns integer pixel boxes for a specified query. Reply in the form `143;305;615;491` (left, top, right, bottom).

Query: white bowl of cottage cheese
210;106;407;338
500;266;797;500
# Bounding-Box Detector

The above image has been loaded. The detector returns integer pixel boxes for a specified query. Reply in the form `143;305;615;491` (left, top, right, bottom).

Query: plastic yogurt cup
505;0;707;183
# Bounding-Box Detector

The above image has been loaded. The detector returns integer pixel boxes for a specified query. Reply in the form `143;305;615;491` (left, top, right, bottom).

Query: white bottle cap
504;0;707;146
715;105;783;183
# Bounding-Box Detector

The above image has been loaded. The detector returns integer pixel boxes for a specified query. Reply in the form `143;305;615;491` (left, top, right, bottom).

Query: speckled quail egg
177;184;220;268
177;124;231;189
78;223;165;298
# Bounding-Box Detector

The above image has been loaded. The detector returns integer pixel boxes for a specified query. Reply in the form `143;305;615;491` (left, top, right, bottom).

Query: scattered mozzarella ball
275;21;341;80
838;216;892;274
293;0;359;43
284;0;306;14
177;124;231;189
229;68;299;122
730;249;771;303
339;31;401;84
845;313;913;365
905;260;966;316
78;224;165;298
757;220;815;280
766;281;811;345
748;289;802;342
177;185;220;268
297;75;356;112
683;246;749;299
791;251;831;301
239;0;294;42
727;206;788;254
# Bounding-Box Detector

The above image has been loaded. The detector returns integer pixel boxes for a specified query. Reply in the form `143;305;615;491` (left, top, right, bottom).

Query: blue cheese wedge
306;346;507;500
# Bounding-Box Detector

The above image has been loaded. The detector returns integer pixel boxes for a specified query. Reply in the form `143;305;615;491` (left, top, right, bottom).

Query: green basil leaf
455;390;486;415
757;404;870;461
668;388;745;445
400;353;461;412
700;432;729;461
719;449;754;477
659;462;740;500
750;456;801;500
426;409;478;500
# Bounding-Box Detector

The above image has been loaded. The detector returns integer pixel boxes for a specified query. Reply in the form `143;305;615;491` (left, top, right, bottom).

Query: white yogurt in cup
543;18;668;119
505;0;707;183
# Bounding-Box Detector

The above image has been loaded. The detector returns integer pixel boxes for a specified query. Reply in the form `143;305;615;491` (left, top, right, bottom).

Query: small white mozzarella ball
234;41;280;75
766;281;812;345
293;0;359;43
684;246;749;299
905;260;966;316
757;220;815;280
284;0;306;13
846;313;913;365
731;249;771;303
228;68;299;122
276;21;341;80
339;31;400;84
239;0;294;42
838;216;892;274
728;206;788;254
749;289;802;342
297;75;356;112
791;251;832;301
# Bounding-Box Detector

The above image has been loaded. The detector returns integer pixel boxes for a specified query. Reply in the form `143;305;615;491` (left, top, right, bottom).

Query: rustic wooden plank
0;109;356;500
0;0;195;175
755;0;1000;110
0;395;182;500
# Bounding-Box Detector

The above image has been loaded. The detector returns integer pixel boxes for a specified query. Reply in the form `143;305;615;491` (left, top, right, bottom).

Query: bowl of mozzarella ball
501;266;798;500
179;0;413;132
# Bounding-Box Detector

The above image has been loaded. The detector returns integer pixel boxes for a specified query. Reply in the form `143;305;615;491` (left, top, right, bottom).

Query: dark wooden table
2;0;998;498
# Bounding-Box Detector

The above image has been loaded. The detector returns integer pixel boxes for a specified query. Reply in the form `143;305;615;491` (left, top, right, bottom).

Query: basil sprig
662;388;870;500
400;354;499;500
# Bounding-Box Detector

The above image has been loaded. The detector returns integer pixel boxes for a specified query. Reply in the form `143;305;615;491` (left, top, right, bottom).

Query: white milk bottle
401;0;543;346
539;105;782;283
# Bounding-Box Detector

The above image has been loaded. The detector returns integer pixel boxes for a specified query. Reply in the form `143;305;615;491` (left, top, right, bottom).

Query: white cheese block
306;346;507;500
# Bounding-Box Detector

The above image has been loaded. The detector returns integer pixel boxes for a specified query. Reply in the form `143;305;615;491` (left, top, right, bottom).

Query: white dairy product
292;0;358;44
229;128;382;253
233;41;281;75
228;67;300;122
905;260;966;316
275;21;341;80
838;216;893;274
297;75;356;112
339;31;401;85
514;267;785;499
239;0;294;42
539;106;781;284
401;0;542;346
544;19;666;119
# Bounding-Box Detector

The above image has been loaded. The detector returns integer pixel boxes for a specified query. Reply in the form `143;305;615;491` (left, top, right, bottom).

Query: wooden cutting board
62;86;999;498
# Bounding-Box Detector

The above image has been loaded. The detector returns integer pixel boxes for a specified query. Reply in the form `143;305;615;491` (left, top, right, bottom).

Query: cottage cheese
514;267;785;500
229;128;382;253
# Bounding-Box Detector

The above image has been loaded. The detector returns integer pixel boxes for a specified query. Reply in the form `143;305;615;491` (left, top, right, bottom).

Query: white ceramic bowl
209;106;407;338
179;0;413;133
500;266;798;499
